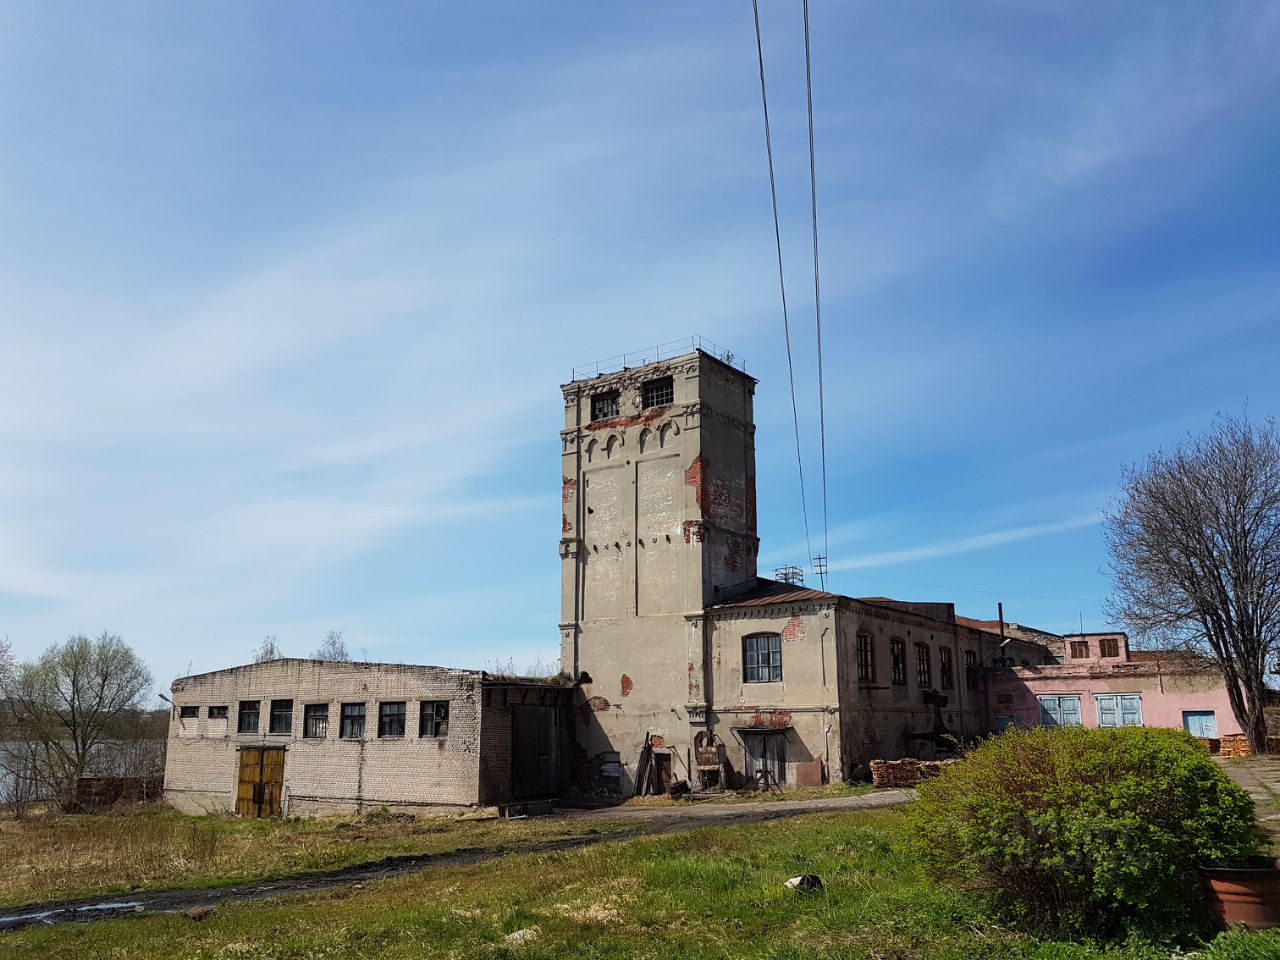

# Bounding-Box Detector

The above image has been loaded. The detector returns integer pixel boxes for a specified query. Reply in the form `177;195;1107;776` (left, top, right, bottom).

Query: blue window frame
1038;695;1082;727
1095;694;1142;728
1183;711;1218;738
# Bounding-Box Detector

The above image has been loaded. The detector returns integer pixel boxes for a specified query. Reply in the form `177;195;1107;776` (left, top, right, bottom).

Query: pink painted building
985;631;1240;739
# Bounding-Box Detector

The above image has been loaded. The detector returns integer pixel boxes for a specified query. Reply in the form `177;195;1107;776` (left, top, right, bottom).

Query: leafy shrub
904;726;1258;940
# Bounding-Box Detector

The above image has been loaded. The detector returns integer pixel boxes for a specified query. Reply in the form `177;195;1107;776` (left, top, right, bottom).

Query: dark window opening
208;705;228;719
590;391;619;422
939;647;954;690
964;650;979;691
1099;637;1120;658
743;634;782;683
420;700;450;738
340;702;365;739
378;701;406;738
890;638;907;685
857;634;875;684
915;643;931;689
179;705;199;719
642;376;674;409
303;703;329;739
1069;640;1090;659
269;699;293;735
237;700;260;735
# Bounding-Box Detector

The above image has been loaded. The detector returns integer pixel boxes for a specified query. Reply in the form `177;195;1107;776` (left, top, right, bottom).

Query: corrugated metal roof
712;578;841;608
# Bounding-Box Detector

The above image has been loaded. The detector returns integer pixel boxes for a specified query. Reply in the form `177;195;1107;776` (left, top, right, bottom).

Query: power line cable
801;0;830;590
751;0;814;574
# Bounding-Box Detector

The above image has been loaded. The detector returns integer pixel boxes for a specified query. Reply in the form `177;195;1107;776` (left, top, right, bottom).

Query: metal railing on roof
569;335;745;382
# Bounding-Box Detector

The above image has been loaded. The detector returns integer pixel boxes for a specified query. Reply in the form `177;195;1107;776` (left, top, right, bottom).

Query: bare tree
0;632;153;809
1103;413;1280;752
313;630;350;661
253;635;282;663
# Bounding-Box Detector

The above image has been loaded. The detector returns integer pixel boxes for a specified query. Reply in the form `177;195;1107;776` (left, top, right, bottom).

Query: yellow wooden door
260;747;285;817
236;747;262;817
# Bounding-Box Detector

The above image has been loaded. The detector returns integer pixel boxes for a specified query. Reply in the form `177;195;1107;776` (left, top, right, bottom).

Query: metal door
1183;711;1219;738
511;705;558;799
235;746;285;817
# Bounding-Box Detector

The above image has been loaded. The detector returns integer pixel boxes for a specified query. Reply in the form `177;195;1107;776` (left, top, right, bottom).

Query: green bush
904;726;1259;940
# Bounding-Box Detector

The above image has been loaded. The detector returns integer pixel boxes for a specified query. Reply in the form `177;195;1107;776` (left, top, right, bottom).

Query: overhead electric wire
801;0;830;590
751;0;814;574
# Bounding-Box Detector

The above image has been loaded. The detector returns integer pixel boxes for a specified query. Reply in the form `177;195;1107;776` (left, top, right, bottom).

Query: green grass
0;806;631;908
6;809;1278;959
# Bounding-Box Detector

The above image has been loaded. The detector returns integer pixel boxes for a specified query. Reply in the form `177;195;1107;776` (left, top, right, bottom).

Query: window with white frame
1038;695;1082;726
743;634;782;683
1095;693;1142;727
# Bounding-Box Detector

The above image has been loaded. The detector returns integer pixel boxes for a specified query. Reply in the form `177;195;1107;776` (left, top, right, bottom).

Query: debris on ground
504;927;540;945
183;905;216;921
784;875;823;892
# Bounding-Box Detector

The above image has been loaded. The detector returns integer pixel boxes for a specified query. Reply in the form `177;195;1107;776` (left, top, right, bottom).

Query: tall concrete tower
559;346;758;793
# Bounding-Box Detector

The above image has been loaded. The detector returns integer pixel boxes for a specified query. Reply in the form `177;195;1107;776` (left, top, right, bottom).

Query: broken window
208;705;228;719
964;650;979;690
420;700;450;738
179;705;199;719
590;391;619;422
890;638;907;685
340;702;365;739
303;703;329;739
857;633;875;684
269;699;293;735
642;376;674;409
743;633;782;683
237;700;260;734
378;701;406;738
1099;637;1120;658
939;647;954;690
915;643;931;689
1069;640;1090;659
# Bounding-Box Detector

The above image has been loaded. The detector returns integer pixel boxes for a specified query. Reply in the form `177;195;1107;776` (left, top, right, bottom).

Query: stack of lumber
1217;735;1280;759
869;758;956;788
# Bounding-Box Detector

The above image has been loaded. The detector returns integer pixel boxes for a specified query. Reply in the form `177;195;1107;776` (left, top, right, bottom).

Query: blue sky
1;2;1278;689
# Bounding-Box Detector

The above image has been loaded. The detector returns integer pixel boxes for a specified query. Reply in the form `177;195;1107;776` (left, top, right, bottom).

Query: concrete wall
706;602;838;786
985;662;1242;736
163;659;488;815
560;350;758;794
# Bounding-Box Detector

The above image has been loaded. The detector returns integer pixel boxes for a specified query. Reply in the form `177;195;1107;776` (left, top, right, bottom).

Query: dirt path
0;788;914;932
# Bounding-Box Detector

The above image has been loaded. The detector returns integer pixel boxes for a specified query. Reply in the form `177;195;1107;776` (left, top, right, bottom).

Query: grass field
5;808;1278;960
0;806;630;908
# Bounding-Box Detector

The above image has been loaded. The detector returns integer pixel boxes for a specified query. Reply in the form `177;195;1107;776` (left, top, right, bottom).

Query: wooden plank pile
869;758;956;788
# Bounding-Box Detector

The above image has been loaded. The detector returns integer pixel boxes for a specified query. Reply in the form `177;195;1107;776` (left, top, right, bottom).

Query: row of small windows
177;700;450;739
1069;637;1121;659
589;376;674;422
857;635;981;692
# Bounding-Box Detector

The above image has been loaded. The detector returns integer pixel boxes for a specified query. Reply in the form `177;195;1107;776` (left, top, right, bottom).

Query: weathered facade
163;659;571;816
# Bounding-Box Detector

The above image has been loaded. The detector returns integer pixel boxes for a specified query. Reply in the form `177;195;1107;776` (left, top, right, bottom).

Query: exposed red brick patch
745;480;757;534
782;615;806;642
585;406;667;433
584;695;611;714
682;520;705;543
684;455;709;515
746;708;792;728
562;513;572;534
649;735;665;749
688;661;701;697
620;674;633;698
724;535;750;572
562;477;576;504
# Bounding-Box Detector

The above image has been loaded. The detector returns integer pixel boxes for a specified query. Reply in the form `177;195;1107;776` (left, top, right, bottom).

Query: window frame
915;642;932;690
939;646;954;690
303;703;329;739
641;376;674;409
1099;637;1120;659
419;700;450;738
856;633;875;684
339;702;366;740
890;638;907;685
268;699;294;735
178;705;199;719
964;650;979;691
378;701;407;738
742;633;783;684
208;705;229;720
1038;694;1083;727
237;700;261;735
1095;693;1142;728
1069;640;1090;659
590;391;620;422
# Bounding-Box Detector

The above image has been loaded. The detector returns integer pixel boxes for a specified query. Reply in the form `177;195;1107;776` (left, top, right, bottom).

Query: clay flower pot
1201;857;1280;930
